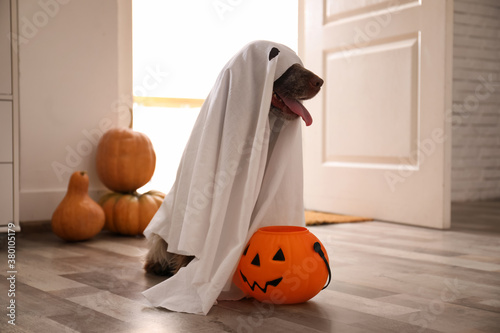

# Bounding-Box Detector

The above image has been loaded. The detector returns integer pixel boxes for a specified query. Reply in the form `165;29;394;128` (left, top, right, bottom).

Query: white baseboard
20;187;108;222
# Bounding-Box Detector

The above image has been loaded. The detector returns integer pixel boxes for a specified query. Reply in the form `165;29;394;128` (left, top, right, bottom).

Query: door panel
300;0;453;229
325;33;419;166
325;0;418;23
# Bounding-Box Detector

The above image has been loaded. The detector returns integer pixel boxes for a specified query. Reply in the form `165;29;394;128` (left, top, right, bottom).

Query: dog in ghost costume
142;41;323;315
144;51;323;276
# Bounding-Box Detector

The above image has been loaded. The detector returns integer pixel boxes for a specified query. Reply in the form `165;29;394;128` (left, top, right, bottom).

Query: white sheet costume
143;40;308;315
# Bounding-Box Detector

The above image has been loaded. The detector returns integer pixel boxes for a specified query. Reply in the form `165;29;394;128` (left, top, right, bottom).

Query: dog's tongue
282;96;313;126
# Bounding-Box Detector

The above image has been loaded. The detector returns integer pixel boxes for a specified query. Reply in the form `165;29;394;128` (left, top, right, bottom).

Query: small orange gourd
99;190;165;236
51;171;105;241
233;226;331;304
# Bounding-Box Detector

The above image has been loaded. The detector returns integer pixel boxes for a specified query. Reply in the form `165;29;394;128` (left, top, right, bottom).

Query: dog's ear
269;47;280;61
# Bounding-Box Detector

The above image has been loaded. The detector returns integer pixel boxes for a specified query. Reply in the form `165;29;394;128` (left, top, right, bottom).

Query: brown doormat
305;210;373;226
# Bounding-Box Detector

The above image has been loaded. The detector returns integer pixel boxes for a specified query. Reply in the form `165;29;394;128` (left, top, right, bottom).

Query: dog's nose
310;76;324;88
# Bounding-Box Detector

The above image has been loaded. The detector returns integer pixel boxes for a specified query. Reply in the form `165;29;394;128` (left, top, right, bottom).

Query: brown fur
144;234;194;276
271;63;323;121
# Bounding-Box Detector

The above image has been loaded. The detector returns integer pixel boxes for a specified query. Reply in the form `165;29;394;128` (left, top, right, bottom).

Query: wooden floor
1;201;500;332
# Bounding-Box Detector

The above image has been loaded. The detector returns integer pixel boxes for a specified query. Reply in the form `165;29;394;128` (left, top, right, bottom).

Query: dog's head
270;57;323;126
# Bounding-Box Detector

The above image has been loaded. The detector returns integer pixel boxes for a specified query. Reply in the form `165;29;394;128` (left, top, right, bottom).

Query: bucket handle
314;242;331;290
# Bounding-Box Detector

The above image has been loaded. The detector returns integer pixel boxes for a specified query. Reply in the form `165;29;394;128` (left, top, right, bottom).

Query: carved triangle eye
251;254;260;267
273;248;285;261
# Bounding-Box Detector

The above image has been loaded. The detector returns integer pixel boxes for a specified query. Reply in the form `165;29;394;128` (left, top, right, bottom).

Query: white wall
452;0;500;201
18;0;131;221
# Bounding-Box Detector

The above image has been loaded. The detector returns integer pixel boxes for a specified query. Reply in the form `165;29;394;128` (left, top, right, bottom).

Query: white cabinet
0;102;13;162
0;0;12;95
0;165;13;225
0;0;19;231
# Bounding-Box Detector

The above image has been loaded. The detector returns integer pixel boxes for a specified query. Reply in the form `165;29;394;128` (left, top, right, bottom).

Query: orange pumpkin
51;171;105;241
233;226;331;304
96;127;156;193
99;190;165;236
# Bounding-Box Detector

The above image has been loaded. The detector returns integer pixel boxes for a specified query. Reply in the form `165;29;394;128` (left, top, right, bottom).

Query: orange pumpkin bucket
233;226;331;304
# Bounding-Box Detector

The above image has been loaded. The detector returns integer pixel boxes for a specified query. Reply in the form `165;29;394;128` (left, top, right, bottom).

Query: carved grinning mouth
240;271;283;293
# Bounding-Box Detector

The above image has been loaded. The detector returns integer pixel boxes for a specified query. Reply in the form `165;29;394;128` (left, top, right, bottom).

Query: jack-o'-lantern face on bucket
233;226;331;304
238;244;286;293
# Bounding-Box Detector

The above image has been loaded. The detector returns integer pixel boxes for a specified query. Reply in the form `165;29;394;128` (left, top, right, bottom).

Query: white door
300;0;453;229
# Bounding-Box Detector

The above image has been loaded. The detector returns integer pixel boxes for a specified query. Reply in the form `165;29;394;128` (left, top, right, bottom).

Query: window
133;0;298;192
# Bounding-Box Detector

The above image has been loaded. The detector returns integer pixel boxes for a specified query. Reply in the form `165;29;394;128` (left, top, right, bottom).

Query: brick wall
452;0;500;201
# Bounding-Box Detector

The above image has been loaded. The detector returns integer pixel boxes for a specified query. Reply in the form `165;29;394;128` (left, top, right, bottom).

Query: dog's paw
144;234;174;276
143;260;174;276
143;233;195;276
169;255;195;275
